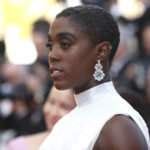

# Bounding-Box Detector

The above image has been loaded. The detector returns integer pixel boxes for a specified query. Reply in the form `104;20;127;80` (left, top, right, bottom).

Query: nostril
49;50;59;64
49;56;59;64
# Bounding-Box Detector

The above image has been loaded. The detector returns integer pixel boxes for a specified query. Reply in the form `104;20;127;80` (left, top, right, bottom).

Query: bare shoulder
93;115;148;150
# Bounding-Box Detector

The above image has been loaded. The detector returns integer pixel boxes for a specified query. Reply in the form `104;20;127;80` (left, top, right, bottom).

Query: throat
74;74;111;94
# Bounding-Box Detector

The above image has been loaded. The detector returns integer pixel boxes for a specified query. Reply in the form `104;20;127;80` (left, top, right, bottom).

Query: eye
46;42;53;51
60;42;71;50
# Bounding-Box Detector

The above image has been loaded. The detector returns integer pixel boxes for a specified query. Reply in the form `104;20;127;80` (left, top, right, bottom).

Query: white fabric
39;81;150;150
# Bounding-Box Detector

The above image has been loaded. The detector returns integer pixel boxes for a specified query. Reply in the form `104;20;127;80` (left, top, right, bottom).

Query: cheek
68;58;94;83
43;104;51;118
66;51;94;75
59;109;70;118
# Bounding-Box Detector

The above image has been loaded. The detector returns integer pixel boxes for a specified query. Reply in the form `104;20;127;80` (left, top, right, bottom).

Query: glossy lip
50;66;63;79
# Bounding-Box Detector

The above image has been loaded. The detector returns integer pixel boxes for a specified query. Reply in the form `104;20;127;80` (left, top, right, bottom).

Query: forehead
49;17;93;44
50;17;80;37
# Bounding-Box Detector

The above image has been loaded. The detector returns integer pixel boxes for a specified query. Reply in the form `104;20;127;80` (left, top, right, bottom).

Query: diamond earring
93;60;105;81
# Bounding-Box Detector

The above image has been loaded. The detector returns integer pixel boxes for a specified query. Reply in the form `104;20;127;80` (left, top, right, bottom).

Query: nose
48;46;60;64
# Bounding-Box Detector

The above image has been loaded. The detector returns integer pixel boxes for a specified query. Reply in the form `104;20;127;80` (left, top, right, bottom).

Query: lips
50;66;63;79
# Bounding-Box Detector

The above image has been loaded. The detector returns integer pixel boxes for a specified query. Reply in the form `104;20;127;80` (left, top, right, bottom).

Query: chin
54;82;72;90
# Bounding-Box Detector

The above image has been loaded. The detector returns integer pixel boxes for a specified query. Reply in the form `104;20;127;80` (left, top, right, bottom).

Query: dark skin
93;115;148;150
48;17;111;93
48;17;148;150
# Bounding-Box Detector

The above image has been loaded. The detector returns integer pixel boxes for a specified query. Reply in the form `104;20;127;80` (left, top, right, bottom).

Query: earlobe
96;42;112;60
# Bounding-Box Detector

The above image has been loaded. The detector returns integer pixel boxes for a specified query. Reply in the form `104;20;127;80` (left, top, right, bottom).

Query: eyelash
46;43;53;51
60;42;71;49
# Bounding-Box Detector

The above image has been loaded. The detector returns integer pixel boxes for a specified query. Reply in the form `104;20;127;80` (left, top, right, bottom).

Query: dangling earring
93;60;105;81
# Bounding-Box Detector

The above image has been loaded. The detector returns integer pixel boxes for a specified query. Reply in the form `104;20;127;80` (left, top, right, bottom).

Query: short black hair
56;5;120;65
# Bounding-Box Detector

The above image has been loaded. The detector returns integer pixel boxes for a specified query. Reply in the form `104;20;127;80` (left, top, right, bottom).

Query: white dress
39;81;150;150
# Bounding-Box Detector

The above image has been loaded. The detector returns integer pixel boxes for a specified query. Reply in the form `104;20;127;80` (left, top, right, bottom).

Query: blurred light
46;2;65;21
7;0;28;5
0;1;4;38
66;0;81;7
117;0;145;20
7;40;37;65
28;0;48;16
5;25;37;65
0;99;13;117
1;0;64;64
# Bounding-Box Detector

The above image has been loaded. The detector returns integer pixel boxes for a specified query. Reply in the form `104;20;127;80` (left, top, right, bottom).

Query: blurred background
0;0;150;149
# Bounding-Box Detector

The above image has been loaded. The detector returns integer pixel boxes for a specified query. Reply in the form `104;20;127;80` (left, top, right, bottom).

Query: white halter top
39;81;150;150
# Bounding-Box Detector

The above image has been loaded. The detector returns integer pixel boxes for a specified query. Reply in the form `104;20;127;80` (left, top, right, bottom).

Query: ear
95;41;112;61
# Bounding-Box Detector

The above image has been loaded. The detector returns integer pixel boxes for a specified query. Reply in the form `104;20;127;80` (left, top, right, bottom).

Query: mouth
50;67;63;79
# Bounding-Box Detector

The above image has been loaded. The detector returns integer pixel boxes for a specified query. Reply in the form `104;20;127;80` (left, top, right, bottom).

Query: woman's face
43;87;76;131
48;17;97;93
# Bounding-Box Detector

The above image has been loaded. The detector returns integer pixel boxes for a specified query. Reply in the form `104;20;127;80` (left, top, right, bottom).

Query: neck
74;72;111;94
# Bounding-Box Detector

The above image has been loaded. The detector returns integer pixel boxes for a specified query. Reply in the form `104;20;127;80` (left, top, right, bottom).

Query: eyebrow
48;32;77;41
56;32;77;39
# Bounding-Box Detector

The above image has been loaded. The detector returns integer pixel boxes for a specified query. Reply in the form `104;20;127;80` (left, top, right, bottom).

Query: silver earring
93;60;105;81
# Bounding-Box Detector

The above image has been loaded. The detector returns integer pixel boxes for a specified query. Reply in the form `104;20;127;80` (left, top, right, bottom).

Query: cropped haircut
56;5;120;65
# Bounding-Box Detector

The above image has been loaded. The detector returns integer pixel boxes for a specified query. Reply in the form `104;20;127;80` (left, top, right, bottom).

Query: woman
40;5;150;150
6;86;76;150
